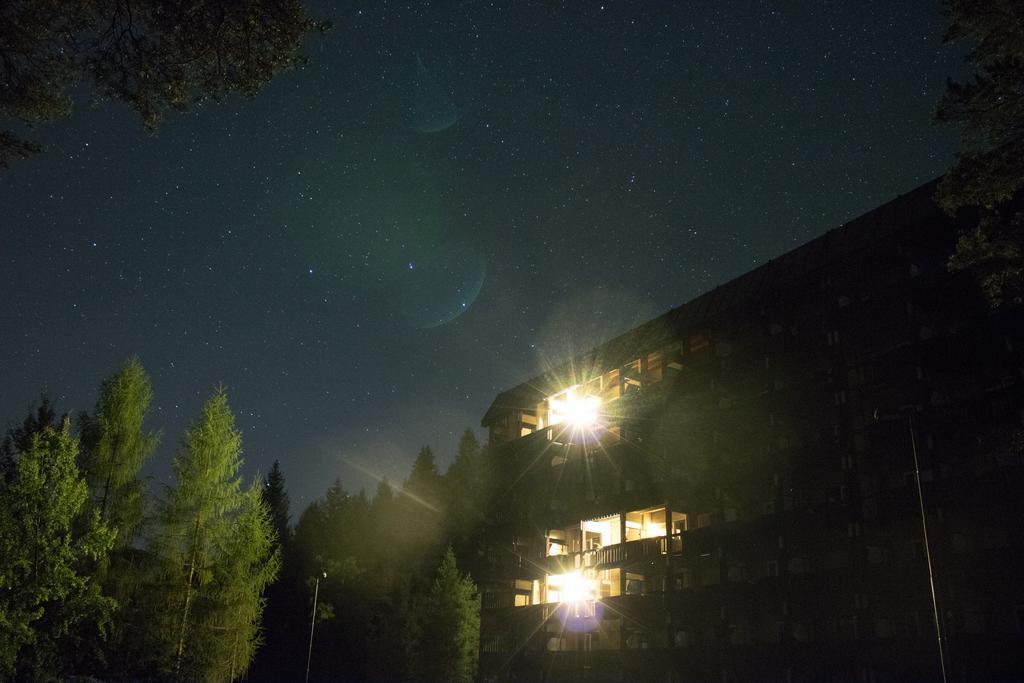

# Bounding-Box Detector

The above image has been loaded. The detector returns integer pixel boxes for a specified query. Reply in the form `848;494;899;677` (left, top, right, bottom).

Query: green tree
0;421;115;680
0;0;323;168
212;483;281;681
402;546;480;683
250;461;302;682
936;0;1024;305
1;395;60;477
150;387;277;681
79;357;159;548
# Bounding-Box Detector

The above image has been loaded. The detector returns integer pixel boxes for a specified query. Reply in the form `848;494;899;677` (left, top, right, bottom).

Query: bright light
549;389;601;429
548;571;597;604
560;572;590;603
548;571;603;631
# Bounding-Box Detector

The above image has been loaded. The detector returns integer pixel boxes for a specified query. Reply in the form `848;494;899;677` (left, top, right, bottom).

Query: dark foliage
0;0;323;167
936;0;1024;305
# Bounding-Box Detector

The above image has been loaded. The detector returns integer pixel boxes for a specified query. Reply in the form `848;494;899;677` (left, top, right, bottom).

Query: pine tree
402;546;480;683
0;421;115;680
79;357;159;548
212;483;281;681
150;387;277;681
445;429;485;547
262;460;291;547
250;462;300;682
936;0;1024;305
400;447;444;565
406;446;442;502
1;395;59;478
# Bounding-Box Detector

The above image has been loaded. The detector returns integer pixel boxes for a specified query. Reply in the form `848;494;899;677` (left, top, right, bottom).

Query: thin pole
909;414;948;683
305;574;321;683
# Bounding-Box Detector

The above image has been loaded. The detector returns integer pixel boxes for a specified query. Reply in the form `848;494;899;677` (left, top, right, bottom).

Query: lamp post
875;408;948;683
305;571;326;683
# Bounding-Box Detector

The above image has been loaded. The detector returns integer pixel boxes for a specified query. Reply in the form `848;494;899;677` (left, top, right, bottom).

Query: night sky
1;1;964;507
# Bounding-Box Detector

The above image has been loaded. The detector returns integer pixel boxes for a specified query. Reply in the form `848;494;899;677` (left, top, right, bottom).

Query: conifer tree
1;395;59;478
445;429;485;548
150;387;277;681
250;462;301;682
212;483;281;681
263;460;291;547
400;446;444;564
402;546;480;683
79;357;159;548
936;0;1024;305
0;422;115;680
405;446;442;503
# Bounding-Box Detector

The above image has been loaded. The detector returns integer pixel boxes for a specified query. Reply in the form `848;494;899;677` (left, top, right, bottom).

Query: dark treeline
253;434;490;682
0;358;485;682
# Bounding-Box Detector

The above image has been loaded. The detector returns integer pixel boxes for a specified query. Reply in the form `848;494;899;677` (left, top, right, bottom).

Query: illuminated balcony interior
545;571;598;604
546;507;688;557
511;349;677;440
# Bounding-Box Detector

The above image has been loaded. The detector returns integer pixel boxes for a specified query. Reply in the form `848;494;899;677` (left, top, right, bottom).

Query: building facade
477;181;1024;682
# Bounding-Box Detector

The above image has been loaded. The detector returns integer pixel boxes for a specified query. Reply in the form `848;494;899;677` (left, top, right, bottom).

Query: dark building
476;181;1024;682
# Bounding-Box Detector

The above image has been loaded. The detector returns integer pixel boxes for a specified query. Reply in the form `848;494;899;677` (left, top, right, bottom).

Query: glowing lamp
548;571;596;603
549;571;602;632
559;572;590;603
549;390;601;429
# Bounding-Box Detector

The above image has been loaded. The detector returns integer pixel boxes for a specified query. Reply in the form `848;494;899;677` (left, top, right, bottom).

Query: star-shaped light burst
548;387;602;442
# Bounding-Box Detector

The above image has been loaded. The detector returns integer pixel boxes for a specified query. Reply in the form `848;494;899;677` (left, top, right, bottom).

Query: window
646;351;663;382
546;636;569;651
482;635;502;653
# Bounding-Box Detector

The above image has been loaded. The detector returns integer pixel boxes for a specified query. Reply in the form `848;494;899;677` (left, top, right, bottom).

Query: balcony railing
540;533;688;577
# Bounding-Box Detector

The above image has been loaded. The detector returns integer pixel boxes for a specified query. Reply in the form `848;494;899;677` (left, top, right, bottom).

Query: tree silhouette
936;0;1024;305
402;546;480;683
0;0;324;168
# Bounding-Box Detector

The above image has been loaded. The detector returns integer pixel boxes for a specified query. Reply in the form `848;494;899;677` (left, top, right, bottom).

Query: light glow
548;388;601;429
547;571;597;604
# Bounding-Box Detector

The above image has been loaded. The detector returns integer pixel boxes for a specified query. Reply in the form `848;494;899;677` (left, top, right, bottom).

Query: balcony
543;535;682;575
